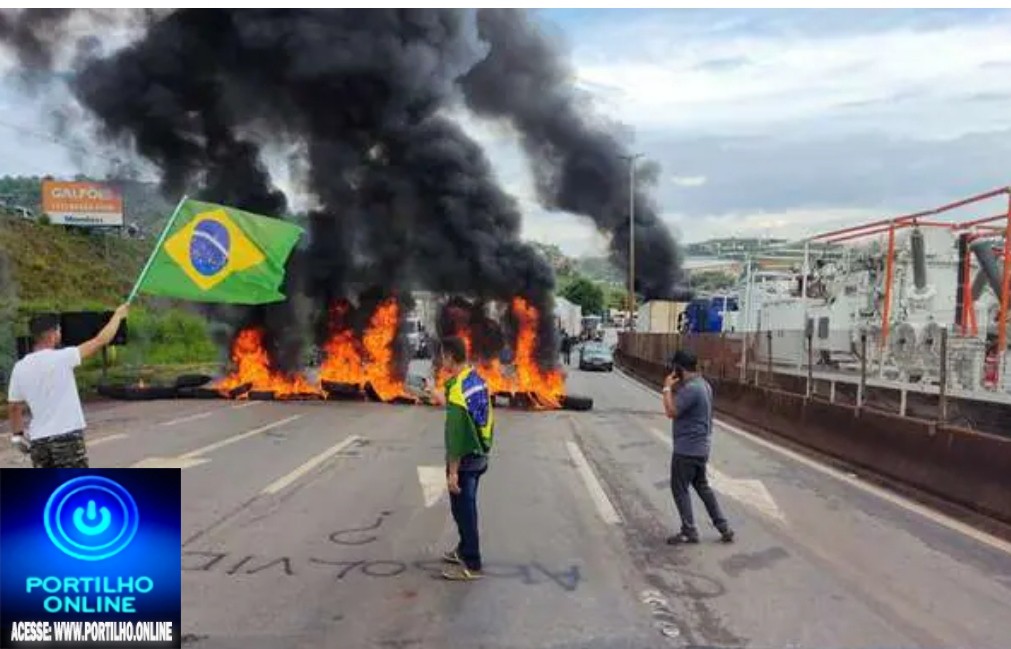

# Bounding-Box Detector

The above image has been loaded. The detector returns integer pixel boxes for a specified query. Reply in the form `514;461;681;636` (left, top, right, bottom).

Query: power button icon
44;476;139;561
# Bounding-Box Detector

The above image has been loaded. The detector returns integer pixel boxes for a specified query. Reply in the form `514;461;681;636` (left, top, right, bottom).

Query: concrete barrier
616;350;1011;528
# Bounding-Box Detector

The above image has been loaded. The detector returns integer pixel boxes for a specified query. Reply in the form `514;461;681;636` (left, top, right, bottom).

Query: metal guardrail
618;330;1011;434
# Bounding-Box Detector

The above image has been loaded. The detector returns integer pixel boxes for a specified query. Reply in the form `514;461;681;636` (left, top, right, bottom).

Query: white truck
554;297;583;338
404;315;431;359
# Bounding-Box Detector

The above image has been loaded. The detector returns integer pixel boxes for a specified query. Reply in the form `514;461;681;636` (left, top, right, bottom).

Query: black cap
671;349;698;372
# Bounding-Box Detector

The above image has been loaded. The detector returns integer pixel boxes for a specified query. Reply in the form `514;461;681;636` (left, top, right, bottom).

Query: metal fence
619;328;1011;435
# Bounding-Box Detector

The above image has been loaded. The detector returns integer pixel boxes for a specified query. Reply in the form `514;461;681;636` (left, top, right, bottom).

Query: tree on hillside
690;270;737;292
0;250;18;391
532;242;575;276
605;284;629;311
561;275;604;315
576;256;622;284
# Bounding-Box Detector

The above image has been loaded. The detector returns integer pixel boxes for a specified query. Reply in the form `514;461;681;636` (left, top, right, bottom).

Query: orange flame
319;301;366;386
318;298;410;402
509;297;565;408
362;299;409;402
436;297;564;409
217;328;323;398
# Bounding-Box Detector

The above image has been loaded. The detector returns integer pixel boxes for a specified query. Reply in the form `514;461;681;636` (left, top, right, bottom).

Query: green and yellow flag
132;198;304;304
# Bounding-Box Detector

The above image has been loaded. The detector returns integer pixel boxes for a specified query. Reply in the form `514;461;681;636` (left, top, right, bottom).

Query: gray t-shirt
671;376;713;458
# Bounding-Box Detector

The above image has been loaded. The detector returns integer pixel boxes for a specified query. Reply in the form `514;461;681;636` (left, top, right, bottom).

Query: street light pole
620;153;643;331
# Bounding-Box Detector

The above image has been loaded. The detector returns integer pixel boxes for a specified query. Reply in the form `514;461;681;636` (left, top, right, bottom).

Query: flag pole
127;195;188;304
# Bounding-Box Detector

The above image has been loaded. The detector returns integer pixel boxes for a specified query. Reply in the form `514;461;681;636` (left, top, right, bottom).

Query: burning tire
508;393;534;409
174;374;213;389
97;384;177;401
247;390;322;401
560;394;593;412
176;387;224;400
323;381;365;401
248;391;276;401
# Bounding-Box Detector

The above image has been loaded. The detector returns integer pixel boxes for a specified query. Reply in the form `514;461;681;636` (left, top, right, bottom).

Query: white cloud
570;15;1011;139
4;10;1010;259
665;207;883;243
670;175;707;187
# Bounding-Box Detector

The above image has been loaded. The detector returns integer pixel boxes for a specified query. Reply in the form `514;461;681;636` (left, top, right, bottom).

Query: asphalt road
3;366;1010;648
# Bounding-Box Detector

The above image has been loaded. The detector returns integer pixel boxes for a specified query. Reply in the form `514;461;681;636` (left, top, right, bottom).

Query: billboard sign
41;180;124;227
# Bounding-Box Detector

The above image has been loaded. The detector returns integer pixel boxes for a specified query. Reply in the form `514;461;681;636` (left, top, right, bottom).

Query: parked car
579;342;613;372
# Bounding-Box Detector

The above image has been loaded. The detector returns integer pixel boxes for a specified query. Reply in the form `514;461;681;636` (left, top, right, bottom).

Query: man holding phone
662;350;735;545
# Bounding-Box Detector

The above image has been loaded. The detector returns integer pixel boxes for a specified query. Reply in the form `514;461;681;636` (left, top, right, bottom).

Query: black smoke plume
1;9;684;371
460;9;682;299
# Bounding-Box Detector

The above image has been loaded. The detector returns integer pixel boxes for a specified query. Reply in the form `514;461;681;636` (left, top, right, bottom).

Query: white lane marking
231;401;261;410
130;415;303;470
566;440;622;525
617;368;1011;555
131;456;209;470
160;411;215;427
179;415;302;459
648;427;786;523
709;467;785;523
262;435;361;495
713;418;1011;556
87;433;128;447
418;466;447;508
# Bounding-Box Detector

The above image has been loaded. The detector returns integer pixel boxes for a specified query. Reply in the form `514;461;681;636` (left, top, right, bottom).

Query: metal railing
618;329;1010;435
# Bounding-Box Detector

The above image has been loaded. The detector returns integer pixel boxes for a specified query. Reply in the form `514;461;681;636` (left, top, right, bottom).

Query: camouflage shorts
29;431;89;469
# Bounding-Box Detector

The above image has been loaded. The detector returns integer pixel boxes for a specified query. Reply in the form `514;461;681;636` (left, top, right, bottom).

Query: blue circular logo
44;476;139;561
189;219;230;276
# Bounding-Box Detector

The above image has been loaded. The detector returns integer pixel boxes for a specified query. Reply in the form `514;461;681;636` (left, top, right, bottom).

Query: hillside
576;256;623;284
0;216;150;319
0;216;220;409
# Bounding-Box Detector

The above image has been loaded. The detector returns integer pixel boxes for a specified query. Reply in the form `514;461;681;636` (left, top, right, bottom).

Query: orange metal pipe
824;220;950;244
929;187;1008;215
997;195;1011;369
811;187;1009;241
813;214;924;241
952;212;1008;231
881;221;896;350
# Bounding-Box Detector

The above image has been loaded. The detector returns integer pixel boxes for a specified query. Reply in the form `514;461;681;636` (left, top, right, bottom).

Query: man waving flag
130;198;304;304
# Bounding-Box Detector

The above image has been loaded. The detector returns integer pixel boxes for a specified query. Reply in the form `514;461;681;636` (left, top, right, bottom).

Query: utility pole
620;153;643;331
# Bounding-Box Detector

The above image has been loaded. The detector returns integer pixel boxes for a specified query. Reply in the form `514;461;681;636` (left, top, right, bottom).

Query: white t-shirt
7;347;86;441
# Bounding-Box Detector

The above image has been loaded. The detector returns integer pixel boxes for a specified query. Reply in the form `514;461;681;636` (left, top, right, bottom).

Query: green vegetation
0;209;222;416
0;216;149;320
604;284;630;311
689;270;738;292
560;275;605;315
115;308;220;367
0;250;17;390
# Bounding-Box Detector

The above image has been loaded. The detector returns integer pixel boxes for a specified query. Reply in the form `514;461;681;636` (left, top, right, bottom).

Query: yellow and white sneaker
442;566;483;581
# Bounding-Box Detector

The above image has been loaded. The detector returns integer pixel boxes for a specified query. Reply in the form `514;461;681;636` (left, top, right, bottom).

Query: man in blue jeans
662;350;735;545
429;336;494;581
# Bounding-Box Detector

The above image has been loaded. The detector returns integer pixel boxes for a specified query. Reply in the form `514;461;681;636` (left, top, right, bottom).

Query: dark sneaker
441;549;462;565
442;566;483;581
719;529;735;544
666;531;700;545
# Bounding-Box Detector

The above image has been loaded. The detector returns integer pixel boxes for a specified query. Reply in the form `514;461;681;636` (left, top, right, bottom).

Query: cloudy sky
4;9;1011;256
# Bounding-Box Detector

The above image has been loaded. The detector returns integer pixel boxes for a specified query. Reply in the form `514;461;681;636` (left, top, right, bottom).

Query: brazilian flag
133;198;304;304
